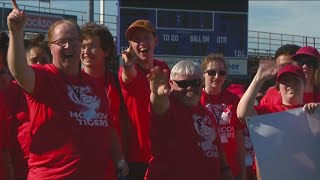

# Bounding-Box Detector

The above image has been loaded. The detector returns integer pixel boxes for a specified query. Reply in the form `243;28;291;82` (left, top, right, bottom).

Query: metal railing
248;30;320;58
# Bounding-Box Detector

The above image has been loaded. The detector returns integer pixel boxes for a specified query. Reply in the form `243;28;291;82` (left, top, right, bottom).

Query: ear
169;79;174;86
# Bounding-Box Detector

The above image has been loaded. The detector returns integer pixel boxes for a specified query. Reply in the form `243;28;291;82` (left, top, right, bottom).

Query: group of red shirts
2;59;319;179
0;64;122;180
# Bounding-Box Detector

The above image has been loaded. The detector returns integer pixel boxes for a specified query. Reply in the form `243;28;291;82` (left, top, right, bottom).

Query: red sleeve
0;94;8;150
106;71;121;133
232;94;246;130
260;86;282;105
254;105;273;115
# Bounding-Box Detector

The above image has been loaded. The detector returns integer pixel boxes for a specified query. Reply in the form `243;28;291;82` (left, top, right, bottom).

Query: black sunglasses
295;59;318;68
173;79;202;88
204;69;227;77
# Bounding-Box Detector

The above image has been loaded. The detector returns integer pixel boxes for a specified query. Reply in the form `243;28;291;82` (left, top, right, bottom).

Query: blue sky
249;1;320;37
1;0;319;38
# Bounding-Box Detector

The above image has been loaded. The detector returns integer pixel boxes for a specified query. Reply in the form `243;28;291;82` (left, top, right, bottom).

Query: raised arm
7;0;35;93
237;60;278;123
121;45;137;84
147;66;170;116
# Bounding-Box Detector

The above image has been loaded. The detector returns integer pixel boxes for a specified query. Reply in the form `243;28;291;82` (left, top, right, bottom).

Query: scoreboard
118;0;248;75
119;8;247;58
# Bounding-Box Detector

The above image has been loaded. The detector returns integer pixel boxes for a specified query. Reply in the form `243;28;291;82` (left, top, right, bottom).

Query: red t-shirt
0;93;8;180
255;104;304;115
261;86;320;105
145;96;222;180
1;80;30;179
226;84;246;98
118;59;170;163
200;89;245;176
26;64;115;180
91;70;121;180
303;92;320;103
260;86;281;105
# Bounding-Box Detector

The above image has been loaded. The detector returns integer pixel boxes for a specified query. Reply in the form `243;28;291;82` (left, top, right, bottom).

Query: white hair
170;60;203;79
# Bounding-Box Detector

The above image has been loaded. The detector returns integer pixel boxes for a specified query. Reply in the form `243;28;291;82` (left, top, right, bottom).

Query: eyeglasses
204;69;227;77
295;59;318;68
81;44;97;53
51;38;80;47
173;79;202;88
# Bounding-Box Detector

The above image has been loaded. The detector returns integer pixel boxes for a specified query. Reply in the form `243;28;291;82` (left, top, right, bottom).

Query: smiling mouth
140;49;149;53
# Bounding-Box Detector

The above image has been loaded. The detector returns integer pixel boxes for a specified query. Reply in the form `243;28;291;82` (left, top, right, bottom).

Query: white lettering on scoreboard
162;34;179;42
190;35;210;43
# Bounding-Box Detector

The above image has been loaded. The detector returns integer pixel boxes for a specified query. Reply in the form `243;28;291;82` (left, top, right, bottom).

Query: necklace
204;89;223;124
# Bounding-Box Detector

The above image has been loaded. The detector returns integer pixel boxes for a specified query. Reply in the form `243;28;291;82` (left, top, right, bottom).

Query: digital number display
120;7;248;57
157;10;213;30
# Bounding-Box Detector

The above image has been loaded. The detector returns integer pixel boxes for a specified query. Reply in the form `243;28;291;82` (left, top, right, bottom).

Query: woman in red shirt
237;61;319;179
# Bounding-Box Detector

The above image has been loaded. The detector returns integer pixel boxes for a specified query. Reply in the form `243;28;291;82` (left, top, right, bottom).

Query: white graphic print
205;103;231;125
192;114;219;158
206;103;235;143
67;85;108;127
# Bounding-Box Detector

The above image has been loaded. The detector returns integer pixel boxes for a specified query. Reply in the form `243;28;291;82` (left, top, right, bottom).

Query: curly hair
81;22;115;64
274;44;301;60
26;33;50;54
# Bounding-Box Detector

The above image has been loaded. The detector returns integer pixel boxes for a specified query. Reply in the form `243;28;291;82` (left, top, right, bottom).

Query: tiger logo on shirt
192;114;219;158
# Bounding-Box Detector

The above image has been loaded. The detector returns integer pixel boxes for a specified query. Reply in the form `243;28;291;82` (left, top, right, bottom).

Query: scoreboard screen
120;0;248;12
119;7;248;58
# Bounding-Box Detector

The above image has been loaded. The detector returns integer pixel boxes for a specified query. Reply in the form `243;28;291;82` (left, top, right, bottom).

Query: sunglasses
295;59;318;68
173;79;202;88
204;69;227;77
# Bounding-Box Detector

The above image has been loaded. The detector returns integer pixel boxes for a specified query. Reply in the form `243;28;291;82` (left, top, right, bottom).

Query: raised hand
7;0;26;33
147;66;170;96
121;45;136;67
256;59;279;81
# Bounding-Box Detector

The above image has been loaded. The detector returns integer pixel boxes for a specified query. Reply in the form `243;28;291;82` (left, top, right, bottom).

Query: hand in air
256;59;279;81
7;0;26;33
147;66;170;96
121;45;137;67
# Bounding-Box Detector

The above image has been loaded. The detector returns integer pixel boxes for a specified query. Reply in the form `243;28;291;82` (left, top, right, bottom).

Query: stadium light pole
88;0;94;22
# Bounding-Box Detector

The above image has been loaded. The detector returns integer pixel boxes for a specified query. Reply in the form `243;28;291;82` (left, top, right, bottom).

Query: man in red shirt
146;60;233;180
81;22;128;179
7;1;126;179
260;44;300;105
119;19;170;179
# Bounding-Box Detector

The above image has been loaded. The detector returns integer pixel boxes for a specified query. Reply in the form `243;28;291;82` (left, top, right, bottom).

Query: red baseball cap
291;46;320;61
125;19;156;40
276;65;305;82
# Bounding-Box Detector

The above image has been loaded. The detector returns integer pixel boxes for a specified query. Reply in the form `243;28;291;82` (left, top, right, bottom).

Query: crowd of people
0;1;319;180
